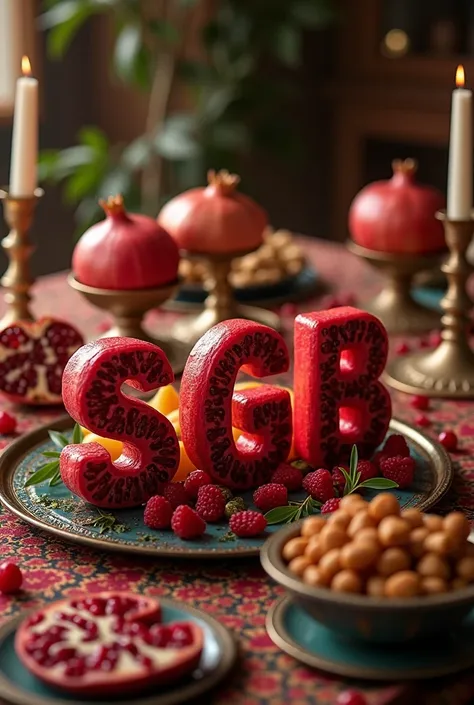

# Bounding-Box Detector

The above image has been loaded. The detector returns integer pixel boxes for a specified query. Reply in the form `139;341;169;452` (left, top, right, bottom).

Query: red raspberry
195;485;226;522
416;414;431;427
438;430;458;452
253;483;288;512
331;466;346;492
0;411;17;435
357;460;379;482
383;434;410;458
303;469;334;502
0;561;22;594
271;463;303;491
410;395;429;411
229;510;267;537
321;497;341;514
171;505;206;539
144;495;173;529
184;470;211;498
162;482;191;510
379;455;415;488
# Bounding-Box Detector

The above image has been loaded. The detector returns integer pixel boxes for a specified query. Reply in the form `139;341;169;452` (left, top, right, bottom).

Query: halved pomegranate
15;592;204;696
0;317;84;405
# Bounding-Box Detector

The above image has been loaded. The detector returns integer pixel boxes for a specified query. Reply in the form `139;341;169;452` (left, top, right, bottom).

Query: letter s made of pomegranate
179;319;292;491
60;338;179;508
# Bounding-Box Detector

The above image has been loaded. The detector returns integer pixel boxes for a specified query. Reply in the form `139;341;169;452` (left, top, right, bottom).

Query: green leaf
49;471;63;487
349;445;358;481
200;86;235;124
25;462;59;487
46;145;96;182
114;24;152;88
121;136;152;170
41;2;100;58
72;423;83;445
78;126;109;155
154;114;200;160
64;166;103;205
264;505;299;525
358;478;399;490
48;431;70;450
272;25;301;68
340;467;353;495
42;451;61;458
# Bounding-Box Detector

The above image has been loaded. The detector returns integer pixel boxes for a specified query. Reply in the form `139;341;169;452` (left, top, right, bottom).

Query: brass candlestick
0;187;43;329
384;211;474;398
68;275;190;376
347;241;442;335
172;249;281;345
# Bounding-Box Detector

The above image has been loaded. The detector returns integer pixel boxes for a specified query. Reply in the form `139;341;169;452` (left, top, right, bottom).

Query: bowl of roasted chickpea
261;493;474;643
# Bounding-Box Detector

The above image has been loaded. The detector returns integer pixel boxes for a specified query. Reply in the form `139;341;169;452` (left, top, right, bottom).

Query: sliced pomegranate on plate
0;317;84;405
15;592;204;696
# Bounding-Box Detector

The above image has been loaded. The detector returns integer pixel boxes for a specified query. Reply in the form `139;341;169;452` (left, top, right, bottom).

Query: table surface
1;238;474;705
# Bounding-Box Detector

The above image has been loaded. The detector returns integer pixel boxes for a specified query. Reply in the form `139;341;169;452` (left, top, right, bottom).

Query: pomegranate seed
138;655;153;669
128;622;148;636
85;597;106;616
410;395;429;410
31;649;49;665
148;625;171;647
27;613;44;627
337;690;367;705
64;658;86;677
0;561;22;593
416;414;431;427
0;411;17;435
439;430;458;451
170;624;193;648
395;342;410;355
100;658;117;672
106;597;128;616
53;647;76;662
25;640;38;654
121;640;139;656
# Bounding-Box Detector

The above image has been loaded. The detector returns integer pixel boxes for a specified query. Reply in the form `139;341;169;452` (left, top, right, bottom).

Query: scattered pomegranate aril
336;689;367;705
0;561;23;594
0;410;17;434
395;342;410;355
438;430;458;452
416;414;431;427
15;592;203;696
409;395;429;411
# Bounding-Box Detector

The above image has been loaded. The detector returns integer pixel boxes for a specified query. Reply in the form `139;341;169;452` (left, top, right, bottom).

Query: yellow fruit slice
82;433;123;462
148;384;180;416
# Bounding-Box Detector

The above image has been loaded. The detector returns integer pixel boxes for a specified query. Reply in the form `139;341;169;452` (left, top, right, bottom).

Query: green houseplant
39;0;336;230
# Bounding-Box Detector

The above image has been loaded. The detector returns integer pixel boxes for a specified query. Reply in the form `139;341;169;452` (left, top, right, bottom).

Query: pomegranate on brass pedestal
68;195;188;375
348;159;446;335
158;170;280;345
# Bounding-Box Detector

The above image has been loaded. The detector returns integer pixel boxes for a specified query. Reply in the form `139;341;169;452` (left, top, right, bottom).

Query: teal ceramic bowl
261;522;474;644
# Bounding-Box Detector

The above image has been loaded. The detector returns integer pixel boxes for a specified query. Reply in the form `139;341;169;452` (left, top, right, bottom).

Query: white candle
9;56;38;197
447;65;472;220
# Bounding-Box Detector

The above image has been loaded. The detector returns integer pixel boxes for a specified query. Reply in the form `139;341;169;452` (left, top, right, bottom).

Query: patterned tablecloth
1;238;474;705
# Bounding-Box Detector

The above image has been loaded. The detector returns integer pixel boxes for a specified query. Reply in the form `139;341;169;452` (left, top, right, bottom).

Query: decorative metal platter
0;416;452;559
166;265;321;311
0;599;237;705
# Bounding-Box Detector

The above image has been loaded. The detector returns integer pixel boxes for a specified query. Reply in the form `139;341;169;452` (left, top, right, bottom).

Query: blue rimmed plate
0;416;452;559
0;598;237;705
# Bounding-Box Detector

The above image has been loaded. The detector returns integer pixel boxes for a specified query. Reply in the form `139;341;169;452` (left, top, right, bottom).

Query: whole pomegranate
157;169;268;254
72;195;180;290
349;159;446;254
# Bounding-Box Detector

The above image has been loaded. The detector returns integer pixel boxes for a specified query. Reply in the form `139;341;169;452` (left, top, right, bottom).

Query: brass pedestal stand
347;241;442;335
68;275;189;376
384;212;474;398
172;249;281;345
0;188;43;329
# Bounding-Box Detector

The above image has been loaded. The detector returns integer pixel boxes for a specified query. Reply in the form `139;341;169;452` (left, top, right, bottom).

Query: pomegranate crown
99;194;125;216
207;169;240;195
391;158;417;177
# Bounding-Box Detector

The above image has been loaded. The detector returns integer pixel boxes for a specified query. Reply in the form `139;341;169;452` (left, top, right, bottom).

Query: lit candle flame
456;64;465;88
21;56;32;77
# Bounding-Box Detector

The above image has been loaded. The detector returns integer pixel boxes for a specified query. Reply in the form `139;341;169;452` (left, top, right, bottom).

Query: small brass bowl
261;522;474;644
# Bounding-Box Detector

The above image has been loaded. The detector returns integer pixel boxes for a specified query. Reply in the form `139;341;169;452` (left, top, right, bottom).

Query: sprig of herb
264;444;399;525
265;494;321;526
25;424;82;488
